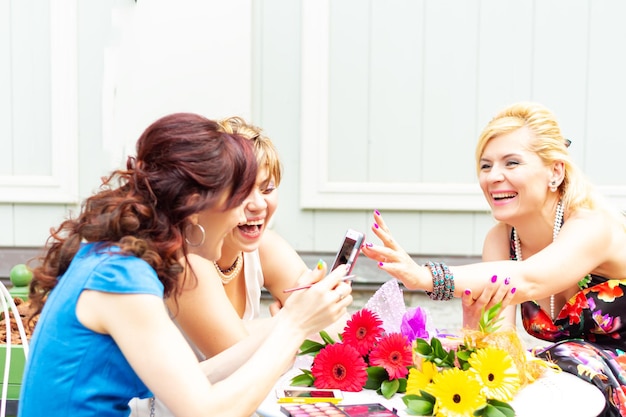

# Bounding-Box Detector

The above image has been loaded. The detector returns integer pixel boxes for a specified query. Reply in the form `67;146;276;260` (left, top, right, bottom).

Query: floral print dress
512;240;626;416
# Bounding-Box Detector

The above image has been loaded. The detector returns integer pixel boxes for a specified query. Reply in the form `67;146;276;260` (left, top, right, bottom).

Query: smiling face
221;165;279;253
478;127;554;222
191;191;247;261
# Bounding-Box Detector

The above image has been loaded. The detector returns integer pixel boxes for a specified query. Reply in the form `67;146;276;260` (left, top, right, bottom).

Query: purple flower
400;306;429;343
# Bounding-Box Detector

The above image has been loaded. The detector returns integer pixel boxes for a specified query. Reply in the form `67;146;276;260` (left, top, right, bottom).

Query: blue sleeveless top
19;243;163;417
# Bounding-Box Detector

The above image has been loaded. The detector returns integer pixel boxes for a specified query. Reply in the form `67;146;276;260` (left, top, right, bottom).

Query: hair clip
564;138;572;148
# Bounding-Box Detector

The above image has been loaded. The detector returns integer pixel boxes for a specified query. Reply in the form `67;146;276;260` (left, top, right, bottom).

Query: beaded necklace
214;252;243;285
513;200;564;320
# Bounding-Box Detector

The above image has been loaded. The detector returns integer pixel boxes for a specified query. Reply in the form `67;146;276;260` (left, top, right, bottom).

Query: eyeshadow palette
280;402;398;417
337;403;399;416
280;402;348;416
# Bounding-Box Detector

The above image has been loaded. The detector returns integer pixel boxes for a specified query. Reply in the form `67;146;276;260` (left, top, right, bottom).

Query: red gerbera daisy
341;308;384;356
369;333;413;380
311;343;368;392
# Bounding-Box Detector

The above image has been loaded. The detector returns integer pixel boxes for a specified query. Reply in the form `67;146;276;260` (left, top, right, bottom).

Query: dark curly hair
28;112;258;315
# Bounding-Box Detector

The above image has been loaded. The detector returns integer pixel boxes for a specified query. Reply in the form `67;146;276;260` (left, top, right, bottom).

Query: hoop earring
549;181;558;192
184;224;206;247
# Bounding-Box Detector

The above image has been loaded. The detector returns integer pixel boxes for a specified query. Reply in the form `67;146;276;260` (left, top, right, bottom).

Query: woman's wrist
421;261;455;301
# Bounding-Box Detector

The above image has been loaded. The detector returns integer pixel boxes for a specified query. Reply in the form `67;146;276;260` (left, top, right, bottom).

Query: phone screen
331;237;359;271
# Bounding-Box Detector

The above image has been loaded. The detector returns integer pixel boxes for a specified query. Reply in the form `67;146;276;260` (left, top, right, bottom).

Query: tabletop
257;358;605;417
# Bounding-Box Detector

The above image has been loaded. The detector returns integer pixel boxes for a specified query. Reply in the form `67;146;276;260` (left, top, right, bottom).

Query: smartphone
276;387;343;404
330;229;365;275
336;403;399;416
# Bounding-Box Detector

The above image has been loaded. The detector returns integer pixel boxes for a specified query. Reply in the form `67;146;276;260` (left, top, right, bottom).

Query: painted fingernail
378;262;384;267
374;223;379;229
374;209;380;216
491;275;498;283
316;260;324;270
366;242;373;248
464;289;471;295
510;287;517;294
504;277;511;285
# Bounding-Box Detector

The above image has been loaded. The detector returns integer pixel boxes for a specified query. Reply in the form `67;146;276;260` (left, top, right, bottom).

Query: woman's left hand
462;279;515;329
360;210;424;290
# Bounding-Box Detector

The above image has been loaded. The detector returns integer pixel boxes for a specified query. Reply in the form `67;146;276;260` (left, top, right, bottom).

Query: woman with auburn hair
130;116;349;417
362;102;626;416
19;112;353;417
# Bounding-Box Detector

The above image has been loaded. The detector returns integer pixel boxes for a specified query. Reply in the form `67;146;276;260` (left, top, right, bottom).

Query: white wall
3;0;626;260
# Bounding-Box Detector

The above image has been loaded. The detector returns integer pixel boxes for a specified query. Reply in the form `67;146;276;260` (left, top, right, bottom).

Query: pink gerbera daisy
368;333;413;380
311;343;368;392
341;308;384;356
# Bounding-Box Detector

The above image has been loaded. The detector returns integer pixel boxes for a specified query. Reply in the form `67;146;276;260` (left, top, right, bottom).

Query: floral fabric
511;236;626;416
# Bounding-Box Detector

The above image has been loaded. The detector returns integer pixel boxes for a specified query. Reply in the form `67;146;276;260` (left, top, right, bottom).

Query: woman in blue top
19;112;353;417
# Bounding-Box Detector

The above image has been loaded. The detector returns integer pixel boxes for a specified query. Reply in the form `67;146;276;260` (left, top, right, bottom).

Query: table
257;357;605;417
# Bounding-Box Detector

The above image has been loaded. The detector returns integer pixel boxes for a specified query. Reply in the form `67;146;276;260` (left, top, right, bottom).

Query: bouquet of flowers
290;307;424;398
403;303;548;417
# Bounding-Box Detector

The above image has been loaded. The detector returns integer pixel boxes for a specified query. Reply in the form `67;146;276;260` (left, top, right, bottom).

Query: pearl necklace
513;200;564;320
214;252;243;285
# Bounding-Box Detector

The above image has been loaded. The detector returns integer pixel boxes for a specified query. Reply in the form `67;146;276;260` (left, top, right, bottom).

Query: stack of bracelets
424;261;455;301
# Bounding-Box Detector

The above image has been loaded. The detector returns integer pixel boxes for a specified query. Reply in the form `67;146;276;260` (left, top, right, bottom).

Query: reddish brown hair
29;113;257;313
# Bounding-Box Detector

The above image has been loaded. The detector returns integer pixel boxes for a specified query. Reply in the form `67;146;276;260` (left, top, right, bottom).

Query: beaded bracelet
424;261;455;301
441;262;455;301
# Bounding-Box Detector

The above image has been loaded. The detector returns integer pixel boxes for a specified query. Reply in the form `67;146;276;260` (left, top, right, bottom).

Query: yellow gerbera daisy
468;346;521;401
426;368;486;417
406;361;438;394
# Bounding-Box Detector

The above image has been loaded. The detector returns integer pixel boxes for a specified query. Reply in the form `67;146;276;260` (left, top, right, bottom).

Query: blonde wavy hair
475;102;625;227
218;116;282;186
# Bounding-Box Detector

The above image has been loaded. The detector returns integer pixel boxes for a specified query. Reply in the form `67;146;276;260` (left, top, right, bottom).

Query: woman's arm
258;228;309;306
259;229;349;338
462;222;518;328
362;210;614;303
166;254;252;358
78;264;353;417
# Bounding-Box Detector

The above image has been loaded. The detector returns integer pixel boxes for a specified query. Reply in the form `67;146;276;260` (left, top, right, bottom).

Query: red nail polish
491;275;497;283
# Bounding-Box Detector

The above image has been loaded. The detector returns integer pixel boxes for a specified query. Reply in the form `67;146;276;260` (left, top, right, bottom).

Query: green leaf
364;366;388;390
319;330;336;345
396;377;407;393
456;349;471;361
380;378;400;399
366;366;388;382
418;390;436;403
485;399;515;417
414;338;432;355
289;370;314;387
479;302;504;334
473;400;516;417
403;396;435;416
298;339;326;356
431;337;447;358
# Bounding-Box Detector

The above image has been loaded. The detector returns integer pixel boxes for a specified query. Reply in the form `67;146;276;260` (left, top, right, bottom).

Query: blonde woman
362;102;626;416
